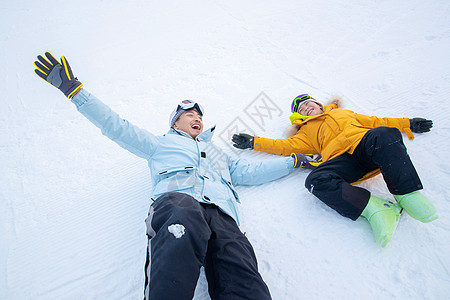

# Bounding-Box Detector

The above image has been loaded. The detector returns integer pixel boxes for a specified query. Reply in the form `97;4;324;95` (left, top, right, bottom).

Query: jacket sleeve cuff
401;118;414;140
253;136;262;151
71;88;90;108
285;156;295;170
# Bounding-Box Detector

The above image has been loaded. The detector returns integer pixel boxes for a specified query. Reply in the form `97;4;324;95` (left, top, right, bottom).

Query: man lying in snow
232;93;437;248
34;51;297;300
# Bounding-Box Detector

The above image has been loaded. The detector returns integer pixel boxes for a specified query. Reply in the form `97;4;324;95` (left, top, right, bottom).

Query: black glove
34;52;83;99
410;118;433;133
232;133;254;149
291;153;322;169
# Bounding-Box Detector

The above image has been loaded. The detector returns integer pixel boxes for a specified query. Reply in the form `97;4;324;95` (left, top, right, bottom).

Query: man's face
297;100;324;117
173;109;204;138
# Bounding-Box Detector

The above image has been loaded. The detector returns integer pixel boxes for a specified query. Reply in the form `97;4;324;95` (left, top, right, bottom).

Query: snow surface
167;224;186;239
2;0;450;299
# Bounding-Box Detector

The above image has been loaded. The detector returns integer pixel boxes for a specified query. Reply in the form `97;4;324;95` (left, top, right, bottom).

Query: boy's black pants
305;127;423;220
144;192;271;300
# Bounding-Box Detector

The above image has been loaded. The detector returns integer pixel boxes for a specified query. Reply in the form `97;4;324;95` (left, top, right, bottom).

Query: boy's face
173;109;204;138
297;100;324;117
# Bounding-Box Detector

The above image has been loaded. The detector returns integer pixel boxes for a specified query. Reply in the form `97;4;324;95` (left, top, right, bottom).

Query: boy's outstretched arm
232;132;316;157
34;51;158;160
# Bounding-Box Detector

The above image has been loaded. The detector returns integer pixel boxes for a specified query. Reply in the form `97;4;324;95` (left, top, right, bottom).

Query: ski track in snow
1;1;450;299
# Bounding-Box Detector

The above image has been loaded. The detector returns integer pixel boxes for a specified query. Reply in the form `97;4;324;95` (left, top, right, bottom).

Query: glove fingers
45;51;61;66
411;118;433;133
420;120;433;132
304;155;316;162
291;153;322;168
34;68;48;80
231;135;241;144
232;143;245;149
304;161;320;169
37;55;54;70
60;56;74;80
34;61;50;75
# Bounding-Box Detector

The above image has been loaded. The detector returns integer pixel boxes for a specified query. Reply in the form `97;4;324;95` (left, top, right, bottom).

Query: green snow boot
394;191;438;223
360;195;402;248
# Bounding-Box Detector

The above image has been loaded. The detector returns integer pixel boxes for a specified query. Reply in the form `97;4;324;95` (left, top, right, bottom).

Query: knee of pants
367;127;402;145
305;169;336;193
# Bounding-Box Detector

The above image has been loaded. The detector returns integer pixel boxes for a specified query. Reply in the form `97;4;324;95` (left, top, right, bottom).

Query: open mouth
191;124;201;130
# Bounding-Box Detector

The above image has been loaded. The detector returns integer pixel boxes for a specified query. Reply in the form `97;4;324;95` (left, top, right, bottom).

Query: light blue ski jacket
71;89;294;224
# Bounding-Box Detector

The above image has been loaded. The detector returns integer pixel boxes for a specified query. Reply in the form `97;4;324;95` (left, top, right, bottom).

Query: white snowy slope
1;0;450;299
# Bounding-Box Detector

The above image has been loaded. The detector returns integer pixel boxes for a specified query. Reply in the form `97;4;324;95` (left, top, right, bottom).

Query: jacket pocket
152;167;196;197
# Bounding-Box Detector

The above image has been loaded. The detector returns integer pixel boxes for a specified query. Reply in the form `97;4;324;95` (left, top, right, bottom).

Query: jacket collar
168;125;216;142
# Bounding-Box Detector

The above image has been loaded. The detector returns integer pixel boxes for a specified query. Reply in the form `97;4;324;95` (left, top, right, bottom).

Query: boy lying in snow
34;51;297;300
232;94;437;247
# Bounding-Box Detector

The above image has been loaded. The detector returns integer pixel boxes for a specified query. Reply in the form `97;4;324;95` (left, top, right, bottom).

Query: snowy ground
2;0;450;299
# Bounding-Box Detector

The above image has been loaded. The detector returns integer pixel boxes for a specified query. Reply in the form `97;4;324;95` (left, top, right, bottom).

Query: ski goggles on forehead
177;99;204;116
169;99;205;128
291;94;315;113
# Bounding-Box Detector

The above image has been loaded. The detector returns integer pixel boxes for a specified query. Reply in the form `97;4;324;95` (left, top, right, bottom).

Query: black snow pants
144;192;271;300
305;126;423;220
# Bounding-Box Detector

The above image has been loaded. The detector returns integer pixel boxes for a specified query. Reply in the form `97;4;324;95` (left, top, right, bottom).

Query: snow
1;0;450;299
168;224;186;239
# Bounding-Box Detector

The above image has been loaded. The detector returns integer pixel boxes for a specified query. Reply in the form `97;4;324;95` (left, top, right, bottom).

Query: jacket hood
285;95;344;138
326;95;344;108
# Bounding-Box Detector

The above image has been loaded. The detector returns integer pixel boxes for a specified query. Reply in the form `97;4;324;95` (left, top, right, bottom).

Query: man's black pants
144;192;271;300
305;127;423;220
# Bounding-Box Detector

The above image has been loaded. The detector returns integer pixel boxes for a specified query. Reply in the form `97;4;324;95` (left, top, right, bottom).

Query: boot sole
420;213;439;223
